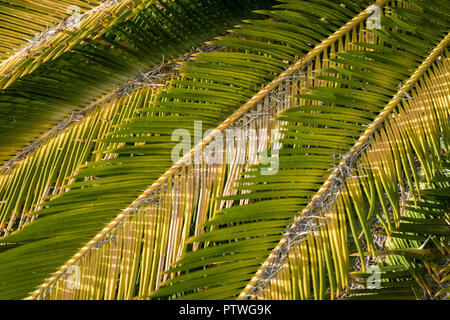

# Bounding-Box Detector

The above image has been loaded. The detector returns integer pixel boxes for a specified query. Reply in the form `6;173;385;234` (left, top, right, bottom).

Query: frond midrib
26;0;391;299
239;30;450;299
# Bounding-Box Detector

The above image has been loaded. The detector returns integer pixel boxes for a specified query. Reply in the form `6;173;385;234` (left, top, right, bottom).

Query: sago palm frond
0;0;279;299
256;51;450;300
25;0;387;299
0;0;448;301
0;0;274;163
147;0;450;300
0;0;102;62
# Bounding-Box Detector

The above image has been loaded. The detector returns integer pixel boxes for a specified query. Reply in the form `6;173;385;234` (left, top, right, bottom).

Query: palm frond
0;0;279;299
0;0;102;62
346;166;450;300
41;0;387;300
0;0;379;299
1;0;448;301
246;24;450;300
146;0;450;300
0;0;274;164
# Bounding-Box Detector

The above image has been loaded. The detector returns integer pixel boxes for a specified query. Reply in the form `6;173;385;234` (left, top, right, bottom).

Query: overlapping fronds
2;1;282;300
0;0;379;299
259;50;450;300
0;0;274;164
0;83;168;299
0;77;168;238
0;51;211;239
46;0;384;300
346;180;450;300
42;99;282;299
146;0;450;300
1;0;448;301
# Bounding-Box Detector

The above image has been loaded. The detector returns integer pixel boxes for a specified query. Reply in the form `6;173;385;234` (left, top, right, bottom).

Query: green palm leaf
0;0;278;299
0;0;448;301
149;0;450;300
